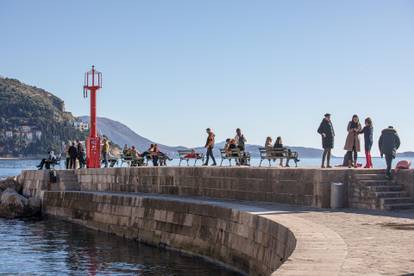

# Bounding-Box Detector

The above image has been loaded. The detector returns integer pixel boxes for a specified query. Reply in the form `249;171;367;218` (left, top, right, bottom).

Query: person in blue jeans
203;128;216;166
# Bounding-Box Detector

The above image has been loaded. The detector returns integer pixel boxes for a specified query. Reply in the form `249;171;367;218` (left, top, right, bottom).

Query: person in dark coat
317;113;335;168
360;117;374;168
379;126;400;179
76;140;85;169
68;142;78;170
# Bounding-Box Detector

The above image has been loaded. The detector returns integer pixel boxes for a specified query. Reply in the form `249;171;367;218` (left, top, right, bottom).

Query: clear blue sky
1;0;413;155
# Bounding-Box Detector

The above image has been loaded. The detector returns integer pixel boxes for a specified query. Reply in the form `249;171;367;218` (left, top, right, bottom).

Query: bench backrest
220;148;241;158
258;147;288;158
177;150;203;159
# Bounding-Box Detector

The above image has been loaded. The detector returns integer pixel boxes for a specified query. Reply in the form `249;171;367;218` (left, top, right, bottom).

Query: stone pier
18;167;414;275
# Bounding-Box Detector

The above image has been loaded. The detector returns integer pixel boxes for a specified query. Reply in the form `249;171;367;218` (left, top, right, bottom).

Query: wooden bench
178;150;204;166
219;148;251;166
147;152;170;166
44;156;61;170
259;147;299;167
120;154;145;167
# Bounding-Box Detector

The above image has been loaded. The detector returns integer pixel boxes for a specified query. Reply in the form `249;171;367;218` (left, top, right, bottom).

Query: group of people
204;128;298;167
122;143;170;166
38;116;401;177
64;140;86;169
203;128;247;166
264;136;299;167
318;113;401;178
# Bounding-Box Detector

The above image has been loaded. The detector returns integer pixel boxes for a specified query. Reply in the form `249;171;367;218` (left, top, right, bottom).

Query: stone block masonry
42;191;297;276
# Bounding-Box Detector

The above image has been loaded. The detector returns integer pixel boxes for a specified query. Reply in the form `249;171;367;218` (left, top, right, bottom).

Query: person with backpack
379;126;401;179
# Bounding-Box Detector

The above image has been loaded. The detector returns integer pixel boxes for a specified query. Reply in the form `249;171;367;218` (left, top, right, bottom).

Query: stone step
382;203;414;210
374;191;409;198
354;174;386;180
380;197;414;205
359;180;393;186
368;185;403;192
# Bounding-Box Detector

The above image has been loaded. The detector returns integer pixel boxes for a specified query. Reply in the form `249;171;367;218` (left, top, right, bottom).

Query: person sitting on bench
37;151;56;170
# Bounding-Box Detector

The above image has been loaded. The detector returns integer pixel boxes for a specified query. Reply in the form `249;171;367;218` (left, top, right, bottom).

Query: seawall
17;167;414;275
42;191;297;275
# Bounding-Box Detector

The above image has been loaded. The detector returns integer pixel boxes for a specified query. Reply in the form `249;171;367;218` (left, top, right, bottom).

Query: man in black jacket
379;126;400;179
68;142;78;170
317;113;335;168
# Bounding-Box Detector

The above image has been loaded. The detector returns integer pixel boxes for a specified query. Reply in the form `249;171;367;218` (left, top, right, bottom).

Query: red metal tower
83;65;102;168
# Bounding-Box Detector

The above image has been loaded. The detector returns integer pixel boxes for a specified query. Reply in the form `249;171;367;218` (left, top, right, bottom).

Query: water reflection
0;218;240;275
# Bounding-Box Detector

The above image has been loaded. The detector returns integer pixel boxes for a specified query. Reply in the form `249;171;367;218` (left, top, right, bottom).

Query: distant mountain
0;77;85;157
397;151;414;158
79;116;187;156
81;116;325;158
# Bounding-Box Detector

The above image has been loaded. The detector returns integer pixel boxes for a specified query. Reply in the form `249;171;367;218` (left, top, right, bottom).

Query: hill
0;77;86;157
397;151;414;158
79;116;186;156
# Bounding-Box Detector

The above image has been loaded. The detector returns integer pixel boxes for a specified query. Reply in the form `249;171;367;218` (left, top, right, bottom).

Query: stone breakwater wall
395;169;414;198
43;191;296;276
20;167;414;209
73;167;346;208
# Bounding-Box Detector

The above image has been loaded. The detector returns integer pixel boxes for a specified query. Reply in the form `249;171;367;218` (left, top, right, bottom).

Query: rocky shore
0;176;40;219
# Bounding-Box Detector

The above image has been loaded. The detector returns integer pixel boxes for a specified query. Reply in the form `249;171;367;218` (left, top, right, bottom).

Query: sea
1;157;413;180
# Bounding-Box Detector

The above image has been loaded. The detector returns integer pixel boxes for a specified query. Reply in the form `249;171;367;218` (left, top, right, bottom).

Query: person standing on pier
317;113;335;168
102;138;110;168
360;118;374;168
68;142;78;170
77;140;85;169
203;128;217;166
344;115;362;168
379;126;400;179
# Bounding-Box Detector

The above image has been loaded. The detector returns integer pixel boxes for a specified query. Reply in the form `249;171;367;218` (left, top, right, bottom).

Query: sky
1;0;414;155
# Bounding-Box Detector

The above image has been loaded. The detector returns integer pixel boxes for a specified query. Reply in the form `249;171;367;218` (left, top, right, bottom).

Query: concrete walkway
83;191;414;276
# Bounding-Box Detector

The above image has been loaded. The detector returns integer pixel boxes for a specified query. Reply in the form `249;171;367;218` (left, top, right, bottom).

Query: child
360;117;374;168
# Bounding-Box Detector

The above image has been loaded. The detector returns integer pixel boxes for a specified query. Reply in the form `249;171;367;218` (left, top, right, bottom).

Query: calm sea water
0;218;239;275
1;157;413;179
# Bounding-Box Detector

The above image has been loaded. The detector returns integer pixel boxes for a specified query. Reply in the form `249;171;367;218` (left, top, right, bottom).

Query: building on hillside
35;130;42;140
73;121;89;132
25;132;33;141
5;131;13;139
21;125;32;132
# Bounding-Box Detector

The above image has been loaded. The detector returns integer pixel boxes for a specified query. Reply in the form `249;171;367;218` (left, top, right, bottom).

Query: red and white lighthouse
83;65;102;168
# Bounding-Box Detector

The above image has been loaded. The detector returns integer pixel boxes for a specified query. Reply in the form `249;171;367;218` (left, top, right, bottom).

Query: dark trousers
38;159;51;170
66;157;70;169
385;154;393;177
152;156;159;166
103;153;108;168
205;147;216;165
322;148;331;167
70;157;77;169
346;149;358;166
78;156;85;168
